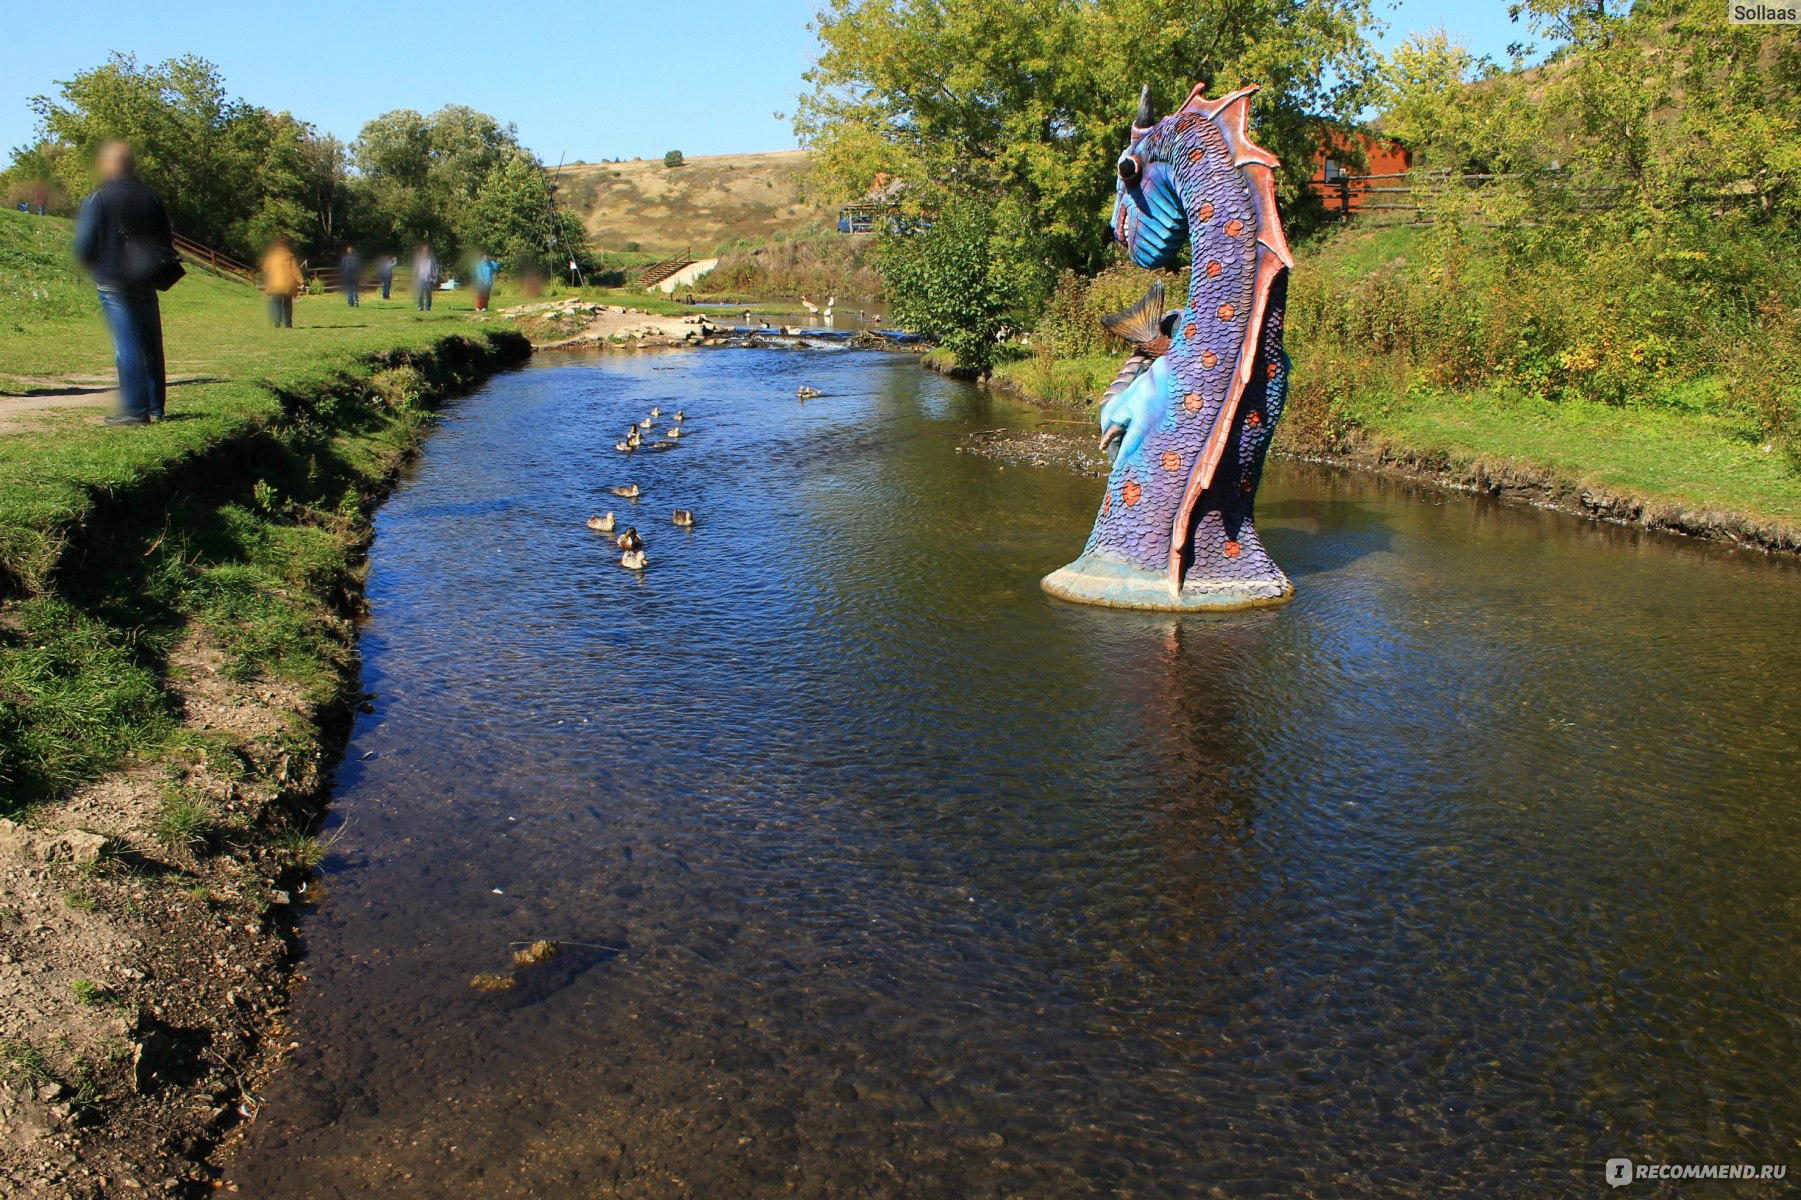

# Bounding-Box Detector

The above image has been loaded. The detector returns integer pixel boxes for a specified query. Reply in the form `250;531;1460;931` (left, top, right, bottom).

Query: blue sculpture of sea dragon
1042;82;1295;611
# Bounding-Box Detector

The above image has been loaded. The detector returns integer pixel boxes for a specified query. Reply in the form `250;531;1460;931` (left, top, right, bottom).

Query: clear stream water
225;348;1801;1198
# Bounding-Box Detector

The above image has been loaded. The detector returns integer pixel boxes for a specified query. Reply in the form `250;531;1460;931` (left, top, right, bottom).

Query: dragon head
1109;85;1185;270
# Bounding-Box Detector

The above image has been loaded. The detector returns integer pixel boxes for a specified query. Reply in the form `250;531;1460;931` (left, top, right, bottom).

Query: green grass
151;793;217;854
1346;385;1801;523
0;208;528;809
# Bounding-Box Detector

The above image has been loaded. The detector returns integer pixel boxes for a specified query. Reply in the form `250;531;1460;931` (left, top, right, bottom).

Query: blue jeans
380;274;392;300
416;286;433;311
269;295;294;328
96;287;165;419
346;287;359;307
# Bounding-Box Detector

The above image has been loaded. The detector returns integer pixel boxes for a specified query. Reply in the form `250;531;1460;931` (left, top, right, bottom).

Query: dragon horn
1134;84;1155;130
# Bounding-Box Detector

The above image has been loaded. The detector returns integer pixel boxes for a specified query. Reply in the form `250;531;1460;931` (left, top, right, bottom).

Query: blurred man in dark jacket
73;141;176;425
340;243;361;307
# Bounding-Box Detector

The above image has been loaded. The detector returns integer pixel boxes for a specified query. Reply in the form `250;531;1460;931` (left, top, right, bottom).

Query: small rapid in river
226;347;1801;1198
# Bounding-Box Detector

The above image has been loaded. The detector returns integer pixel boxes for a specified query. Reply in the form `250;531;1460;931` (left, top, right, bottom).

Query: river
225;347;1801;1198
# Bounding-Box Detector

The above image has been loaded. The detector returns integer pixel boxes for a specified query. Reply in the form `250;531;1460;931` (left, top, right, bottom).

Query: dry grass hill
556;149;837;258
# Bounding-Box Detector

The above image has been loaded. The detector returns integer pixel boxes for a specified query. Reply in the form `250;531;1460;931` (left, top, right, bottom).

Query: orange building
1308;130;1413;212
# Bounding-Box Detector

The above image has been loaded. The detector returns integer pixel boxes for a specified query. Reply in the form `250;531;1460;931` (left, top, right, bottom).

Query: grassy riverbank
986;225;1801;550
0;208;529;1193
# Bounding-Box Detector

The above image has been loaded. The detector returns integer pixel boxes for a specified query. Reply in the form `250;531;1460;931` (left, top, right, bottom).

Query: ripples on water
227;348;1801;1198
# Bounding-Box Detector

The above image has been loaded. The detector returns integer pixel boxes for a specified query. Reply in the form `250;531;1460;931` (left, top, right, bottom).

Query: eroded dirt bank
0;332;529;1199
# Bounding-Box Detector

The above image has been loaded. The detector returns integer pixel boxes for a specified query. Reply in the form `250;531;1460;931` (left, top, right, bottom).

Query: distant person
472;252;499;312
73;140;180;426
378;253;397;300
340;243;361;307
412;243;438;311
260;235;304;328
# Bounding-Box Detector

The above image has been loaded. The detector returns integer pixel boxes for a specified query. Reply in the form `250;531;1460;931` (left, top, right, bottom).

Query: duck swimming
638;416;653;428
610;484;640;498
614;439;634;453
665;427;683;439
672;410;685;422
649;407;661;417
586;512;616;533
620;548;647;570
615;527;643;551
797;386;822;399
672;508;695;527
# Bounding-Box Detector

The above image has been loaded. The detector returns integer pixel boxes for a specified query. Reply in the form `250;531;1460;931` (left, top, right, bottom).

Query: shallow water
227;348;1801;1198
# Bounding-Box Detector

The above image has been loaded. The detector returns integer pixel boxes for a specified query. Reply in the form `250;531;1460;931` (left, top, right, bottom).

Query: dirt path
0;378;218;434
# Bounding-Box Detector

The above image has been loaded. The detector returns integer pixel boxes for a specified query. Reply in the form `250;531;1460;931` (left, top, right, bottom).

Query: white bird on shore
801;296;819;314
587;512;616;532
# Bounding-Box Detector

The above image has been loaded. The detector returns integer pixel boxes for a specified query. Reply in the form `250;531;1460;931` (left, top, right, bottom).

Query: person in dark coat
73;140;176;425
340;244;361;307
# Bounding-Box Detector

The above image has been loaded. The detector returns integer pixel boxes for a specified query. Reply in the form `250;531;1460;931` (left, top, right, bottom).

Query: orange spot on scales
1223;540;1242;558
1225;218;1244;236
1217;303;1236;321
1197;202;1214;221
1246;411;1262;426
1122;480;1142;506
1206;261;1222;277
1187;148;1205;164
1199;350;1218;369
1161;451;1182;472
1184;392;1204;411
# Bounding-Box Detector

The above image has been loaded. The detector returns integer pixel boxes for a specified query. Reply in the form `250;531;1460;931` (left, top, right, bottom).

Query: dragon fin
1100;279;1166;347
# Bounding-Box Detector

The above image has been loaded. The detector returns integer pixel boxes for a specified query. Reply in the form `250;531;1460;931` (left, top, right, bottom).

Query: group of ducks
613;405;685;453
589;405;697;571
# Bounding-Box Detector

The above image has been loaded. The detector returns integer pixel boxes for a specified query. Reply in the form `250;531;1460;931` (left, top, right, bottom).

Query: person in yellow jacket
260;235;305;328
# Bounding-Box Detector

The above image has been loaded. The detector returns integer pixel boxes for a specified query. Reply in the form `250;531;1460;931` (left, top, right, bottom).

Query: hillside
556;150;836;257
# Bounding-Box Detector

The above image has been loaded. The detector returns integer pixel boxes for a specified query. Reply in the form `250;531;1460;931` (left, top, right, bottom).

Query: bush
880;197;1044;371
663;150;684;169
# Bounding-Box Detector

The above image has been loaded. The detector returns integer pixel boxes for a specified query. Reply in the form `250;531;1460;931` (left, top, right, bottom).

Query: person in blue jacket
473;253;500;313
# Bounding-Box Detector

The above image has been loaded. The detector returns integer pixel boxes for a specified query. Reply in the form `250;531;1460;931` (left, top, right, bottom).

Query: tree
663;150;685;168
351;105;524;256
797;0;1379;277
880;196;1036;371
463;149;592;271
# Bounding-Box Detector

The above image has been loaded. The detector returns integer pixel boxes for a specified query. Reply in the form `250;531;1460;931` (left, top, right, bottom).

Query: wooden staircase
636;258;695;290
172;232;256;284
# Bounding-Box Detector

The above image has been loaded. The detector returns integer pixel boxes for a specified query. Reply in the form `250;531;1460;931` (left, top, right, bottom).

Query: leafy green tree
462;149;592;271
664;150;685;168
798;0;1379;276
351;105;524;256
880;196;1037;370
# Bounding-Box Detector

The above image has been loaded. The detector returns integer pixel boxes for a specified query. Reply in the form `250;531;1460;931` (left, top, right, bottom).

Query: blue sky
3;0;1533;164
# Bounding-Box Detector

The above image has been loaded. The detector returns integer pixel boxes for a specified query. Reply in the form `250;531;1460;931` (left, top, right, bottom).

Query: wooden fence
171;232;256;283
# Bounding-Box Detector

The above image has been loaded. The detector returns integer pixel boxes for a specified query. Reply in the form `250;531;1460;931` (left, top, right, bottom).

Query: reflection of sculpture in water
1043;81;1295;612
